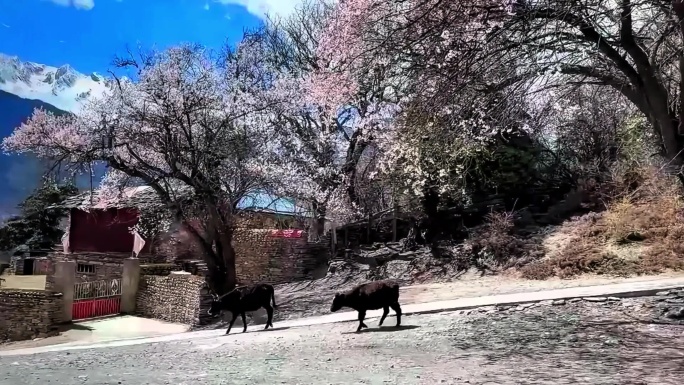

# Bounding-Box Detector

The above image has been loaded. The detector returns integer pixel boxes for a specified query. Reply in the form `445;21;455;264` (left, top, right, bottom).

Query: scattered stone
607;297;621;302
569;298;581;303
540;300;554;306
656;291;671;296
515;303;534;311
583;297;607;303
664;298;684;304
552;299;566;306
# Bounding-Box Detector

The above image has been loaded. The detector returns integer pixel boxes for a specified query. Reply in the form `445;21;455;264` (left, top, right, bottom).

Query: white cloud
47;0;95;10
204;2;210;10
1;23;10;28
214;0;304;19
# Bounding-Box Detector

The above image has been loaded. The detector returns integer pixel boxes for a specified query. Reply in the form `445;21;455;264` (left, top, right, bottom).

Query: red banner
269;229;304;238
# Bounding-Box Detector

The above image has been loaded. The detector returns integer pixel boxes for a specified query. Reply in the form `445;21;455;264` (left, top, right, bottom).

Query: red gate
72;279;122;320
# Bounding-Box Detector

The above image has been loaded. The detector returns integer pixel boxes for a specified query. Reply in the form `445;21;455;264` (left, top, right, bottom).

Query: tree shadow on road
451;305;684;384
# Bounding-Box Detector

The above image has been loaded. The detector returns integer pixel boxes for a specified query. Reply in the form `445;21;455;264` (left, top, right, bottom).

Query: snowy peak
0;53;110;113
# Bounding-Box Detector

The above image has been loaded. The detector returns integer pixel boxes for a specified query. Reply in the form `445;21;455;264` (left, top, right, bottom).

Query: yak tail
270;286;278;309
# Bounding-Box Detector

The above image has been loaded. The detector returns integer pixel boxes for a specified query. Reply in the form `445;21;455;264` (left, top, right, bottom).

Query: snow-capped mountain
0;53;109;113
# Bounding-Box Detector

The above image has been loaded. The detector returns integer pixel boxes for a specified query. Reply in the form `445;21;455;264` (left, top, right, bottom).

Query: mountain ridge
0;53;109;113
0;54;107;217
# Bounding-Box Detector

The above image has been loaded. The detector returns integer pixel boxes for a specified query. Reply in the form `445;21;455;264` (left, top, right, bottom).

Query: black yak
208;283;278;335
330;280;402;332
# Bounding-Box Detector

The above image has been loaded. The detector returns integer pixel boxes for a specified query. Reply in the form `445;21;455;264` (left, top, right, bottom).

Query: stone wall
0;289;62;342
8;255;21;275
234;229;329;285
136;273;212;326
140;263;179;276
46;252;164;290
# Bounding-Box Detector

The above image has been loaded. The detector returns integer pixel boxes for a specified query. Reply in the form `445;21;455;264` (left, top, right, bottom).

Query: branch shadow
220;326;291;336
341;325;420;334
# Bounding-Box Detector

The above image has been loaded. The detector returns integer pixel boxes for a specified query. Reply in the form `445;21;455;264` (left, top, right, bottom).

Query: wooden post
331;221;337;256
367;212;373;244
344;227;349;256
392;206;398;243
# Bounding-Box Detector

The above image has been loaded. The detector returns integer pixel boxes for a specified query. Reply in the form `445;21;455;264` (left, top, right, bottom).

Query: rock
607;297;621;302
569;298;581;303
552;299;566;306
565;335;578;343
583;297;607;303
397;251;418;259
540;300;554;306
656;291;671;296
666;308;684;320
366;247;399;262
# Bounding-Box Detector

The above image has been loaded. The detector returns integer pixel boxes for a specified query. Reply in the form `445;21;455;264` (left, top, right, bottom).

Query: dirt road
2;294;683;385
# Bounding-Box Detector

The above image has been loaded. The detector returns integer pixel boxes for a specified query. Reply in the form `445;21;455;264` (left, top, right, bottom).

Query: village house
36;187;331;289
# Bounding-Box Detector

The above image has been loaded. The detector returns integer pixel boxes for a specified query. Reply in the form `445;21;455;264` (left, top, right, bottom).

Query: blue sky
0;0;302;74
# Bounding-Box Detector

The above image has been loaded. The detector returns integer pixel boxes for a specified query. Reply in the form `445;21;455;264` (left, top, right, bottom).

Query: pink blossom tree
3;43;287;292
256;0;402;236
314;0;684;183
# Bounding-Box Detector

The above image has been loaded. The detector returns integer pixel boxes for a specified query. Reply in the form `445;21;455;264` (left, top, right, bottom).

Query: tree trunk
310;202;326;241
421;183;440;244
214;227;237;292
181;219;235;295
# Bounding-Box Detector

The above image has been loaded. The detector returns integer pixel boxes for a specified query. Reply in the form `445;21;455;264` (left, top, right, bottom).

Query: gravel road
2;295;684;385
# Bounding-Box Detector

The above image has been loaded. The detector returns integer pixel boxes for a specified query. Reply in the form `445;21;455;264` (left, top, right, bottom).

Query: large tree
262;0;402;224
3;43;285;292
313;0;684;179
0;182;77;251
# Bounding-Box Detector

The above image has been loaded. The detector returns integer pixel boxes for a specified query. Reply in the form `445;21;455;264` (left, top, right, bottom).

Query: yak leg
379;306;390;326
264;305;274;329
226;313;239;335
390;302;402;327
241;312;248;333
357;310;368;332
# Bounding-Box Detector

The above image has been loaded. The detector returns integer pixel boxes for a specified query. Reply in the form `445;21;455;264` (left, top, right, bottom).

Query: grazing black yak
330;280;402;332
208;283;278;335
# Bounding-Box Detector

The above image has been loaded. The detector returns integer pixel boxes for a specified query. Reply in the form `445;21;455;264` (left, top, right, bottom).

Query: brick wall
136;273;213;326
234;229;329;285
0;289;62;342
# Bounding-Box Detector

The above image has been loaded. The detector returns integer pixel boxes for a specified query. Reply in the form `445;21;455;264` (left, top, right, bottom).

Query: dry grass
467;212;545;272
520;167;684;280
